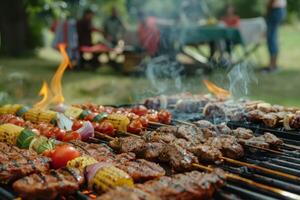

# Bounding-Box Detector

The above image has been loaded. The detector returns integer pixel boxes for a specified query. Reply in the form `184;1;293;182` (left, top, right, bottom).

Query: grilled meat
232;128;254;140
97;186;160;200
159;144;199;171
69;140;115;162
0;143;50;183
13;167;84;200
116;159;166;182
204;136;244;159
188;145;222;163
109;137;146;154
262;113;279;128
143;130;177;144
138;169;225;200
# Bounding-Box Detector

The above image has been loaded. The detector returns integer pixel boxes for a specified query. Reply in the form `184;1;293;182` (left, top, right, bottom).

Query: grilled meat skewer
0;142;50;184
97;169;225;200
13;167;84;200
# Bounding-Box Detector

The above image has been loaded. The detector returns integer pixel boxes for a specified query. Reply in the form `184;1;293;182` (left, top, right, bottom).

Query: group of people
52;0;287;72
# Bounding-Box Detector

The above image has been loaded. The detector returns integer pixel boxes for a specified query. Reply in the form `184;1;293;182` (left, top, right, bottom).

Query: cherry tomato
8;117;25;126
127;119;144;134
158;110;172;124
72;121;84;131
54;129;67;141
84;113;96;122
139;116;149;127
131;105;148;116
94;121;115;136
146;113;159;122
50;145;81;169
62;131;81;142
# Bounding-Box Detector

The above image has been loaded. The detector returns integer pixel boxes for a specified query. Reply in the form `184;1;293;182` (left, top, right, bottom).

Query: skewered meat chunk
13;167;84;200
290;114;300;129
261;132;283;147
239;139;270;149
138;169;225;200
232;128;254;140
188;144;222;163
109;137;146;154
194;120;214;129
0;143;50;183
262;113;278;127
216;123;232;135
204;136;244;159
247;110;265;122
141;142;165;160
159;144;199;171
116;159;166;182
69;140;114;162
97;186;160;200
143;131;177;144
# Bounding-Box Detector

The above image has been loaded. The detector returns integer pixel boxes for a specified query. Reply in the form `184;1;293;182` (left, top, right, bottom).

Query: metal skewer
192;163;300;200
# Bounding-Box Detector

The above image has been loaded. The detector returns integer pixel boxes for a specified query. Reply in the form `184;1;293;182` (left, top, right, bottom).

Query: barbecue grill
2;102;300;200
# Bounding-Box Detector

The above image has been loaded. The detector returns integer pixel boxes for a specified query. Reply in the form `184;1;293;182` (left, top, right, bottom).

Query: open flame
203;80;231;99
34;43;71;109
50;43;71;105
33;81;52;109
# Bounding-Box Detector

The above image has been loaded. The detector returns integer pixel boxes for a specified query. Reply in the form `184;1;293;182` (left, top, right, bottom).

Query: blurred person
221;5;240;28
221;5;241;56
76;9;102;69
137;11;160;57
103;7;125;46
263;0;286;72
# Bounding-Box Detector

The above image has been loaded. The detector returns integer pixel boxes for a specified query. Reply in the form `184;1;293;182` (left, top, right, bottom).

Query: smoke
227;61;258;98
145;55;184;95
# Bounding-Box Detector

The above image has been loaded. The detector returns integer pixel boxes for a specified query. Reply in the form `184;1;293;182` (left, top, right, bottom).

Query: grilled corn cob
67;156;98;171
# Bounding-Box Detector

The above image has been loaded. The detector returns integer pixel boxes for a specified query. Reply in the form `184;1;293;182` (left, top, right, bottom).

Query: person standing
264;0;286;72
103;7;125;47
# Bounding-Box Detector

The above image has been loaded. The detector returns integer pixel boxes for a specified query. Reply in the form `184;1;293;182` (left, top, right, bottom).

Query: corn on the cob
24;108;57;124
67;156;98;171
106;114;130;132
0;104;22;115
89;166;134;192
0;123;24;145
64;107;84;119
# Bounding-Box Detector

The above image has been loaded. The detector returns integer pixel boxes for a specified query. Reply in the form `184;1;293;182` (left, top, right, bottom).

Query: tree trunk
0;0;29;56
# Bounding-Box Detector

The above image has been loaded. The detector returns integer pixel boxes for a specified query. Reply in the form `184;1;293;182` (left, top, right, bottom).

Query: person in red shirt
221;5;240;28
137;11;160;57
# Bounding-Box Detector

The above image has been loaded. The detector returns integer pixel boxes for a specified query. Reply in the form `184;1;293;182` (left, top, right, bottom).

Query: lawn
0;23;300;107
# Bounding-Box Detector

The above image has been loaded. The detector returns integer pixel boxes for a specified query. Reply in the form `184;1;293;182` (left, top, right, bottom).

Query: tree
0;0;30;56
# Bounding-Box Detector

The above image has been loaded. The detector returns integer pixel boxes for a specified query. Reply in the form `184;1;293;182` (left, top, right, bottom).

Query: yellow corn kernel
0;123;24;145
67;156;98;171
89;166;134;192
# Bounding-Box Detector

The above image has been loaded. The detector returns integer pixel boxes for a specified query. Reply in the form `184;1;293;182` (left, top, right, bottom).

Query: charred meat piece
109;137;146;154
194;120;214;129
261;132;283;147
69;140;114;162
203;103;226;120
188;144;222;163
157;125;209;144
159;144;199;171
0;143;50;184
216;124;232;135
138;169;225;200
140;142;165;160
239;137;270;149
97;186;160;200
13;167;84;200
232;128;254;140
247;110;265;122
262;113;279;128
290;114;300;129
143;130;177;144
204;136;244;159
116;159;165;182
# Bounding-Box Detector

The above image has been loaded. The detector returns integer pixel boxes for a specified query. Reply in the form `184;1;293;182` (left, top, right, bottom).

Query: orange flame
203;80;231;98
34;81;52;109
50;43;71;105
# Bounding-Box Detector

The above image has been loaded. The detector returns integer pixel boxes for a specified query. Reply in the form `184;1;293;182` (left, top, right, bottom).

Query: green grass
0;23;300;107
